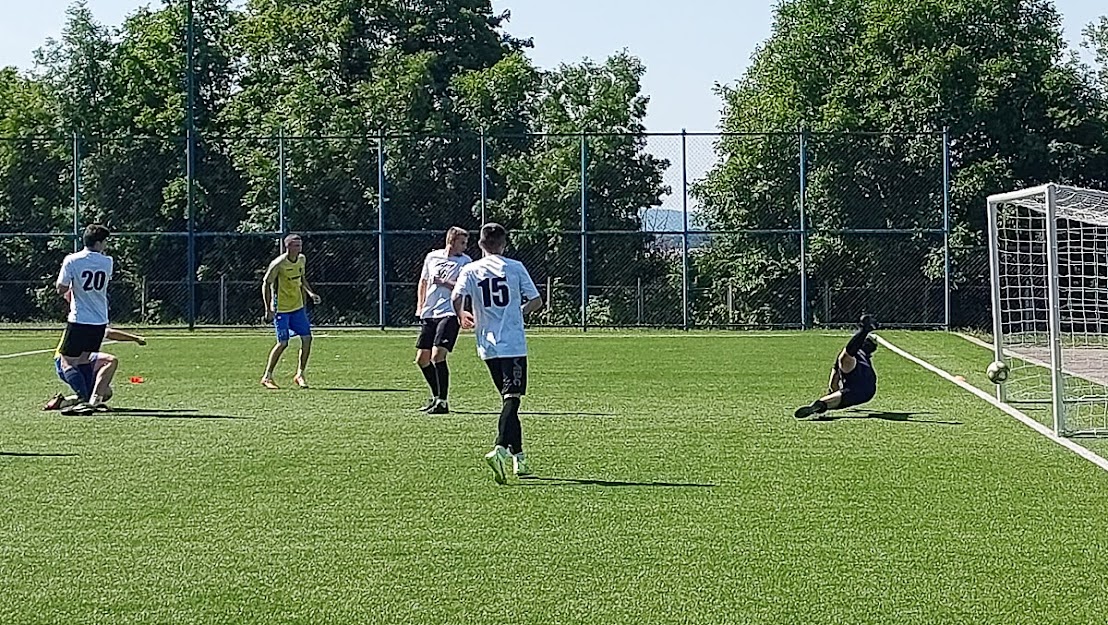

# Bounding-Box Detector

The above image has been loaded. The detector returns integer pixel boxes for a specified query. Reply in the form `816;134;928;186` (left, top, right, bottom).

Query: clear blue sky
0;0;1103;133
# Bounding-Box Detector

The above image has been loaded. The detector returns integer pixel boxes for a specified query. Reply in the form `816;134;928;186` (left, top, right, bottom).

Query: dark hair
83;224;111;248
479;222;507;250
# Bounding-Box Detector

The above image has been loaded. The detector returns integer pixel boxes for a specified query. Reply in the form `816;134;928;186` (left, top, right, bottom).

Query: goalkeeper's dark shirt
837;349;877;401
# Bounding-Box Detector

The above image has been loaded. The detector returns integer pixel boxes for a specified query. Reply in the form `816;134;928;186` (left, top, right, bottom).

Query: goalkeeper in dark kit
794;315;879;420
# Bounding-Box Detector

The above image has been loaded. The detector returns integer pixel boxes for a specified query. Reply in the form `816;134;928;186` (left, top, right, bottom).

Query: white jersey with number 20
452;255;540;360
56;249;114;325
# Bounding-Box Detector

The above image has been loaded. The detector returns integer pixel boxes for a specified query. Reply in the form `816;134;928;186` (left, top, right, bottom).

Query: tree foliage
695;0;1108;325
1086;17;1108;95
0;0;667;324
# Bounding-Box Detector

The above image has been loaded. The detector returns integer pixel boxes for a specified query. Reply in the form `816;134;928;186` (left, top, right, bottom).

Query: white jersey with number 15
452;255;540;360
56;249;114;325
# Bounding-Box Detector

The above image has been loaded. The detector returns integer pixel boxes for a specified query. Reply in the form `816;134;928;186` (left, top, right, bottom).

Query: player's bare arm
837;348;857;374
451;293;475;328
106;328;146;346
522;296;544;316
261;264;277;321
460;299;475;328
416;277;428;315
827;366;842;393
451;291;465;319
302;277;321;305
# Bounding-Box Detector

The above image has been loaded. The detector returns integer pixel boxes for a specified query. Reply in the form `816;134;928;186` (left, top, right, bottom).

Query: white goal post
988;183;1108;437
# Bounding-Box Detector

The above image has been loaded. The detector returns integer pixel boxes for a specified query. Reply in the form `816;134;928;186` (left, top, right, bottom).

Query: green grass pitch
2;330;1107;624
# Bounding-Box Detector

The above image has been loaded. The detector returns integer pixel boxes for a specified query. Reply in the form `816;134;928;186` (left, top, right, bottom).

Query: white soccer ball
986;361;1010;384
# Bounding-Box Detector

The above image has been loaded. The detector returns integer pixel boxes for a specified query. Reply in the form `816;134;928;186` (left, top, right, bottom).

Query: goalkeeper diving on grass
794;314;879;420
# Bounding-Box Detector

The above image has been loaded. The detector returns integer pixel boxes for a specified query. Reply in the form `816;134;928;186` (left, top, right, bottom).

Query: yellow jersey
269;253;307;313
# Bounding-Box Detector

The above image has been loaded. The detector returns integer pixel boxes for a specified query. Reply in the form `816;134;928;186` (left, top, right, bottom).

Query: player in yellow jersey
261;234;321;389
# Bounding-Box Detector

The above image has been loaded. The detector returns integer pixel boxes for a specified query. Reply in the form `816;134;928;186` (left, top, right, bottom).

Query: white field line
0;331;844;358
0;348;56;359
0;333;346;359
0;340;119;360
135;333;336;340
130;332;808;340
876;335;1108;473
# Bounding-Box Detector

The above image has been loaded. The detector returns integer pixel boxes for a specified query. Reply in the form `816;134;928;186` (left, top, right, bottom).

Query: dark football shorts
838;369;876;409
416;316;461;352
59;322;107;357
485;356;528;396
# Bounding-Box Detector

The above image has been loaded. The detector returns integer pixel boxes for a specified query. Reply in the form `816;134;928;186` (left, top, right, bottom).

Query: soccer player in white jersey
414;226;473;414
54;224;114;411
451;223;544;484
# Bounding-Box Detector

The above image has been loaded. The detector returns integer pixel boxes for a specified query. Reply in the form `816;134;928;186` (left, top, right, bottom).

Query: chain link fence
0;130;981;329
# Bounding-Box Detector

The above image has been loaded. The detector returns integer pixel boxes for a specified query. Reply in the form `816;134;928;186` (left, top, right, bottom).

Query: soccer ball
986;361;1009;384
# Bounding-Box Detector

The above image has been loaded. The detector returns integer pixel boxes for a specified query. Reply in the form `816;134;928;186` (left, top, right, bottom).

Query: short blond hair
445;226;469;246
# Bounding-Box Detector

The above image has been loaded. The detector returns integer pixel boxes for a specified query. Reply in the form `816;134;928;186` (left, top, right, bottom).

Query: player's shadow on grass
519;476;714;488
316;387;410;393
818;410;962;426
1;451;78;457
87;408;249;420
451;410;618;417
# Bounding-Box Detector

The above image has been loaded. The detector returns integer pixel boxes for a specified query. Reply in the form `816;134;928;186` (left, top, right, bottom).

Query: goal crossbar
987;184;1052;205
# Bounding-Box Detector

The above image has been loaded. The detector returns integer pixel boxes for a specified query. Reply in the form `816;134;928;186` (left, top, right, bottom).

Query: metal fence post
799;124;809;329
219;273;226;325
479;128;488;224
377;129;387;330
636;276;643;326
823;283;831;323
681;129;690;331
72;132;81;252
728;279;735;324
186;128;197;330
185;0;197;330
580;132;588;332
546;276;553;319
278;127;287;236
942;127;952;330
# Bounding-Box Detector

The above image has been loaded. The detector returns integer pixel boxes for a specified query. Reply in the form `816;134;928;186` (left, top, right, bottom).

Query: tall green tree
33;1;114;136
226;0;522;231
26;0;244;321
480;52;670;323
224;0;526;324
0;68;72;321
0;0;671;325
1086;16;1108;93
4;2;111;320
695;0;1108;326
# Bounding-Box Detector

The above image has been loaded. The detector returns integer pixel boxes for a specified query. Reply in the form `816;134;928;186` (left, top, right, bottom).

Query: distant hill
639;208;709;248
639;207;701;233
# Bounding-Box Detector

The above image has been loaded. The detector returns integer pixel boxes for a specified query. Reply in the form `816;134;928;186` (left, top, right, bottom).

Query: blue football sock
62;366;92;402
78;363;96;397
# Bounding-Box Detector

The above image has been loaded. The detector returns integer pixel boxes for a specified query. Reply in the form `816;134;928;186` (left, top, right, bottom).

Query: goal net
988;183;1108;436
